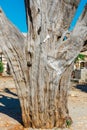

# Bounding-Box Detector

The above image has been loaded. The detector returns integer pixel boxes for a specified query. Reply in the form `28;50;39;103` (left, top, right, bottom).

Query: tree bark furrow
0;1;87;129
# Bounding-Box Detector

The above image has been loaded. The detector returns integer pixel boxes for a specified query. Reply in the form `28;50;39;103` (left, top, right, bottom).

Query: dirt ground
0;77;87;130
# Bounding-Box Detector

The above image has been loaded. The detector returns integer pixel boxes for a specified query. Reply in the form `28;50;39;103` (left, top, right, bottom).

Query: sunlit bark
0;1;87;128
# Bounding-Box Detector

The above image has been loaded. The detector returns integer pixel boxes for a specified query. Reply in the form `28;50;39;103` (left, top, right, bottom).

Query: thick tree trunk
0;9;30;126
0;0;87;129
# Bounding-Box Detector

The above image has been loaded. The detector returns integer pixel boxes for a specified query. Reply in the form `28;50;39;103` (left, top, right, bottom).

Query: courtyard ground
0;77;87;130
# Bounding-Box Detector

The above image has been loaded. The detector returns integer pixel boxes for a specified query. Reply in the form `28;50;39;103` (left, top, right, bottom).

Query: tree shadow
0;88;23;125
4;88;17;96
76;84;87;93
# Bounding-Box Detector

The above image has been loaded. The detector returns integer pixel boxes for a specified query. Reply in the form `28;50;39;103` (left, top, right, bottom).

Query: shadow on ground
0;88;23;124
76;84;87;93
4;88;17;96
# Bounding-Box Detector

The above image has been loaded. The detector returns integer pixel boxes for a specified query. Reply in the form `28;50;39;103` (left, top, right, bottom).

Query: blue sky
69;0;87;31
0;0;87;32
0;0;27;32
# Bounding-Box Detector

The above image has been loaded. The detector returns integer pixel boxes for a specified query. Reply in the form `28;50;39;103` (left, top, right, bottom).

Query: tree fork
0;1;87;129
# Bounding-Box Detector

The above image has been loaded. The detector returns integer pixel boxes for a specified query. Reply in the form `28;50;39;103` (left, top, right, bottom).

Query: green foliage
0;61;4;73
75;54;85;63
66;119;72;128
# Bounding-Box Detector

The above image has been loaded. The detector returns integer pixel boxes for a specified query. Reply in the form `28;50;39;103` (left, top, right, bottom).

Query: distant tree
75;54;85;63
0;61;4;73
0;0;87;129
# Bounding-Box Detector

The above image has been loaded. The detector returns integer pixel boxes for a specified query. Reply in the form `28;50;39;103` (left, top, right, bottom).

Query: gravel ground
0;77;87;130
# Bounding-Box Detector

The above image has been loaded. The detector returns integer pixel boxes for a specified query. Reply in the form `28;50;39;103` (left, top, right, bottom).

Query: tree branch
0;9;28;97
0;8;25;48
47;5;87;83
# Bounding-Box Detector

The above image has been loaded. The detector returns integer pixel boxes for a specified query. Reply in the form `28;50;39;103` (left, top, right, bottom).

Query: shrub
0;61;4;73
75;54;85;63
66;119;72;128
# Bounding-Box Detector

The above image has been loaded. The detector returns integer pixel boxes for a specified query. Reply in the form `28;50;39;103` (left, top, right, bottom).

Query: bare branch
0;9;28;100
0;8;25;49
47;5;87;83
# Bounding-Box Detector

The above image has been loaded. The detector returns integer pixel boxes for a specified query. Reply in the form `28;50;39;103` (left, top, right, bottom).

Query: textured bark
0;10;30;126
0;0;87;129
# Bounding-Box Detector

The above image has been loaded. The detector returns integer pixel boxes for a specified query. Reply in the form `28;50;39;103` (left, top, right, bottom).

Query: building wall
0;51;8;75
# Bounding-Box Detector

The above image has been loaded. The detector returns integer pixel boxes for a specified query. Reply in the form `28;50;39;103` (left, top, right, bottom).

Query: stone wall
74;68;87;83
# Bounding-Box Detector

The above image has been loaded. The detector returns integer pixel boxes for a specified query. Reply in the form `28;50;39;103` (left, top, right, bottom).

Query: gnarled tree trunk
0;0;87;129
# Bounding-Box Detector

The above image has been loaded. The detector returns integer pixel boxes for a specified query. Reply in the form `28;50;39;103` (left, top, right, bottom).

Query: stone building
72;51;87;83
0;48;11;76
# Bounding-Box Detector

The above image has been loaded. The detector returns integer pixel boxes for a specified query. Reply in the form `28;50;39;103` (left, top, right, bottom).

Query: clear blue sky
0;0;87;32
0;0;27;32
69;0;87;31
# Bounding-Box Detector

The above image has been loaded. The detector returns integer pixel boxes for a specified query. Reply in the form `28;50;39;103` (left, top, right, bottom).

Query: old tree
0;0;87;129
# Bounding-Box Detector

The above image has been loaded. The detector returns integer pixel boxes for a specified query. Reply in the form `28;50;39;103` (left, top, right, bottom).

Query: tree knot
27;61;32;67
0;9;2;13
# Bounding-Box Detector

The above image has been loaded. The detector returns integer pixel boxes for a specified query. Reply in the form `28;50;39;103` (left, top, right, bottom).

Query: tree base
23;116;73;129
